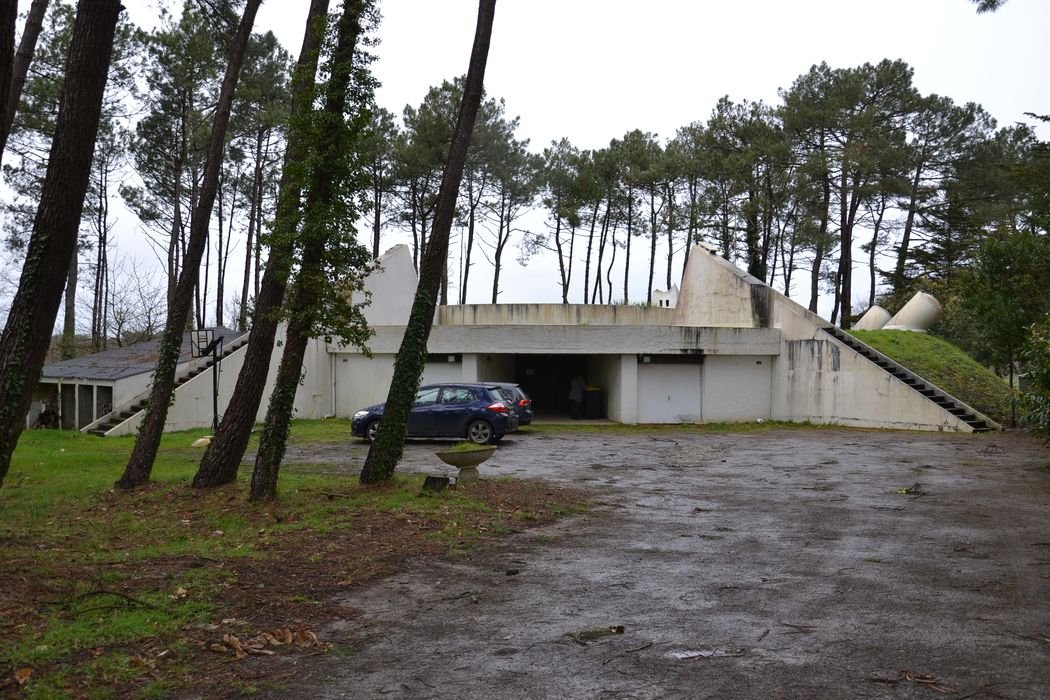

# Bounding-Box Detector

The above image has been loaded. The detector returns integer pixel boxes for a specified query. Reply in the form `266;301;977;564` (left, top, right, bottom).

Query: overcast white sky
125;0;1050;314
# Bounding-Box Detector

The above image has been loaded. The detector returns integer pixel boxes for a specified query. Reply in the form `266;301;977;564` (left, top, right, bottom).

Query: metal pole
212;340;220;433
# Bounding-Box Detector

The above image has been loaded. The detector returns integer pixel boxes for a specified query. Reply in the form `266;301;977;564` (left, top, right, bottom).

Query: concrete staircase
85;334;249;437
821;326;997;432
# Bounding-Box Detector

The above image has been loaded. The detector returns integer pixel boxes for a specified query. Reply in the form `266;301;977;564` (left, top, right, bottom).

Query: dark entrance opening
514;354;588;418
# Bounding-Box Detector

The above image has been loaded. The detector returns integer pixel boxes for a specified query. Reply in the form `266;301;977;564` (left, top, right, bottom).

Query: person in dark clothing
569;375;585;419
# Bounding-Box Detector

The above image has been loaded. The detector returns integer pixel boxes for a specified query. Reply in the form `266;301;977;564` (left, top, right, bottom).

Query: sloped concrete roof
41;326;244;382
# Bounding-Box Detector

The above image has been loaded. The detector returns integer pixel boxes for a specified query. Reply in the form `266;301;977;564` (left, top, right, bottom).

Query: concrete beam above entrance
331;325;781;356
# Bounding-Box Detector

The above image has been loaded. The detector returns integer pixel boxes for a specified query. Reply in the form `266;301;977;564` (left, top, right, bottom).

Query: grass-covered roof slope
850;329;1014;425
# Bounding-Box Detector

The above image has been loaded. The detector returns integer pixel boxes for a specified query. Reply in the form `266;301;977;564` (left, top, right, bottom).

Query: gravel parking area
274;427;1050;699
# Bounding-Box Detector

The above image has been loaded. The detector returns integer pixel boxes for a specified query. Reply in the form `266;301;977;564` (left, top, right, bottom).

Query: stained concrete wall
440;303;675;327
336;324;780;357
678;242;974;432
674;247;770;328
769;294;970;431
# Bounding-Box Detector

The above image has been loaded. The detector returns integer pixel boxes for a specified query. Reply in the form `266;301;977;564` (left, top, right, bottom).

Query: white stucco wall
359;245;418;326
595;354;635;423
335;353;395;414
111;342;252;435
421;361;464;385
474;353;515;382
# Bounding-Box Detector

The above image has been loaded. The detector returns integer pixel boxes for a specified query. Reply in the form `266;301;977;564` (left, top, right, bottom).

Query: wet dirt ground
274;428;1050;698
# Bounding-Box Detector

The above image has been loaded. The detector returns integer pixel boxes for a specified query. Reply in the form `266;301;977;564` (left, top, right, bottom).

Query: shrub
1021;313;1050;442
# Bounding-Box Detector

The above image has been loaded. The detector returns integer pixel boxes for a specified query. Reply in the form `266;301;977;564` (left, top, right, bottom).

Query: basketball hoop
191;329;213;358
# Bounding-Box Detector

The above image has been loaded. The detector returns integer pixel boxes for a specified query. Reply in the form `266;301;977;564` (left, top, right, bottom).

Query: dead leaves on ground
205;623;328;660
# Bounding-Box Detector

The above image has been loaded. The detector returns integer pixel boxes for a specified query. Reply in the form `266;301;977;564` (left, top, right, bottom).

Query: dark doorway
514;354;588;418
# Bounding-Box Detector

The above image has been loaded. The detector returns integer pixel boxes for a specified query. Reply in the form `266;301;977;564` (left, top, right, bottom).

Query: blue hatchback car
351;383;518;444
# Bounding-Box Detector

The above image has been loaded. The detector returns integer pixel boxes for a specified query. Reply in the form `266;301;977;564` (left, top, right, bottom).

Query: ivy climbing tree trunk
1;0;49;158
359;0;496;485
0;0;120;487
0;1;15;150
191;0;330;489
249;0;369;502
116;0;262;489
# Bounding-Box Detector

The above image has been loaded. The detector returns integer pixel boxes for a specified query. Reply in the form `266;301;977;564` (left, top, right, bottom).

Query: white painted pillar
461;354;479;382
619;353;638;424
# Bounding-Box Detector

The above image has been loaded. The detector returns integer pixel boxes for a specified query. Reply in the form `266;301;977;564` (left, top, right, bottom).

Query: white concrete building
37;243;998;436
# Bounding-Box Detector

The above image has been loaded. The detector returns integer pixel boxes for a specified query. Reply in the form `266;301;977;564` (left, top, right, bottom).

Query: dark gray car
490;382;533;426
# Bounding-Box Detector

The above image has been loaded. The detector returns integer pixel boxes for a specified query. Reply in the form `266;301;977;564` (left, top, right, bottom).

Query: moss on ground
851;330;1015;424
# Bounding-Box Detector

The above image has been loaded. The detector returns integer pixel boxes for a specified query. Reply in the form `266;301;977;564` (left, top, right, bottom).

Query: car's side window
413;387;440;407
440;387;474;405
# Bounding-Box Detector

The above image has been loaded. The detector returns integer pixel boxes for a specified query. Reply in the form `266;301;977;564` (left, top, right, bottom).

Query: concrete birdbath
435;444;497;483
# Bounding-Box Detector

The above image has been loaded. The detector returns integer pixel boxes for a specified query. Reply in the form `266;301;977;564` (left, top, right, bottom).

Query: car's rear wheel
466;419;493;445
365;419;380;442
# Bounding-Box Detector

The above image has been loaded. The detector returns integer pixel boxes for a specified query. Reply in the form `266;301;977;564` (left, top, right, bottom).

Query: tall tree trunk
371;178;382;258
0;0;48;157
117;0;261;489
783;232;795;298
0;0;120;487
647;189;657;305
460;203;476;304
0;0;15;155
892;163;924;292
167;122;186;312
623;187;632;303
665;181;675;291
553;214;567;303
61;253;77;359
251;0;365;501
592;203;610;303
830;269;840;325
491;193;506;303
192;0;330;489
240;130;264;330
683;174;699;272
868;199;886;308
745;188;762;280
838;172;864;329
566;223;576;303
360;0;496;484
582;200;598;303
808;160;831;313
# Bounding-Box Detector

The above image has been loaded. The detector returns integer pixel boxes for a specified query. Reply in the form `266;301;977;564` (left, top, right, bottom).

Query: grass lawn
0;421;583;697
851;329;1016;425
